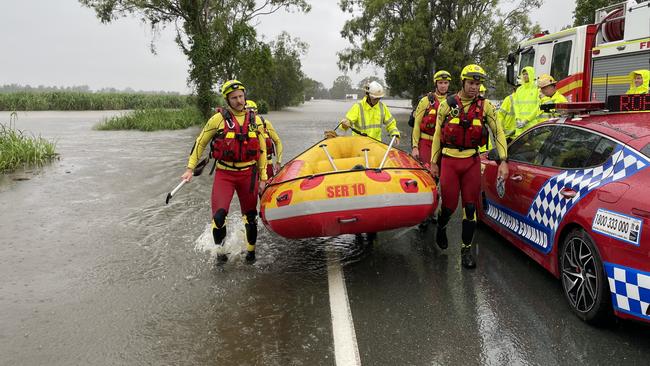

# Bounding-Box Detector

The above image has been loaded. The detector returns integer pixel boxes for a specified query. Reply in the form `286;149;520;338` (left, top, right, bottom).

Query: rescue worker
536;74;568;122
513;66;540;137
429;65;509;269
497;86;518;142
411;70;451;229
181;80;268;264
340;81;401;144
411;70;452;166
245;100;283;178
477;84;491;153
626;69;649;94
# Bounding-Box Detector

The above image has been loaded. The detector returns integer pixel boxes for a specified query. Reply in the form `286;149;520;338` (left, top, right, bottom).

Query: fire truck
506;0;650;102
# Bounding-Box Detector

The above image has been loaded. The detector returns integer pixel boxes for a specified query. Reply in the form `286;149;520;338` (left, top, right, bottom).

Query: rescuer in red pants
429;65;509;269
182;80;268;264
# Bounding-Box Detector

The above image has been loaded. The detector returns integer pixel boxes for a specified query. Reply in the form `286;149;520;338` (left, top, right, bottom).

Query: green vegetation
338;0;543;101
573;0;620;26
95;107;205;131
81;0;310;118
0;91;194;111
0;113;57;172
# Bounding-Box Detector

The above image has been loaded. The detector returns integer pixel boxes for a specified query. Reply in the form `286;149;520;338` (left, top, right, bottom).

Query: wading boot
436;208;453;250
245;250;256;264
216;253;228;264
461;245;476;269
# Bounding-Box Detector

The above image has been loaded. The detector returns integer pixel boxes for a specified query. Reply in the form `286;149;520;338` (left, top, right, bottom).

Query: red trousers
266;164;275;180
417;139;432;168
211;167;259;217
439;155;481;213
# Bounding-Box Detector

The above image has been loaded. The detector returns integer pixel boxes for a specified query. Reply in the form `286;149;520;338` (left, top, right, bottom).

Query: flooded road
1;102;649;365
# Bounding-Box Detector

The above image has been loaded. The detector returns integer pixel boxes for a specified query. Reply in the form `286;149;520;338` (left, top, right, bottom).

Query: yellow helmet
479;84;487;93
221;79;245;99
461;64;487;81
537;74;557;88
433;70;452;82
245;100;258;111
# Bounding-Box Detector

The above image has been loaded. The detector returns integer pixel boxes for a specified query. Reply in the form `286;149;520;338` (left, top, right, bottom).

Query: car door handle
510;174;523;182
560;187;577;199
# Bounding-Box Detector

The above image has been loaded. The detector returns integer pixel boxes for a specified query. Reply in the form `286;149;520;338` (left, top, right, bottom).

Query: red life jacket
210;109;261;162
419;93;442;135
260;116;275;157
441;94;488;151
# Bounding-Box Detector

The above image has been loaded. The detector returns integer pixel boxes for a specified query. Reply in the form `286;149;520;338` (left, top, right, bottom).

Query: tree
573;0;620;26
357;76;383;90
330;75;353;99
303;77;329;100
80;0;310;118
268;32;307;109
338;0;542;102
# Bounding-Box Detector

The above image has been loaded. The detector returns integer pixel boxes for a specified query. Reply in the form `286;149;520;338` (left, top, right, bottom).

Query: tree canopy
573;0;621;26
338;0;542;102
80;0;310;117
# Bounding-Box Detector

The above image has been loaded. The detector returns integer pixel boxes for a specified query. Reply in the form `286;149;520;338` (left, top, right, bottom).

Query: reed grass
0;91;193;111
95;107;205;131
0;113;57;172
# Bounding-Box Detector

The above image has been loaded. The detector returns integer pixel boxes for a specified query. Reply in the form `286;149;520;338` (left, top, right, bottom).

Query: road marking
327;249;361;366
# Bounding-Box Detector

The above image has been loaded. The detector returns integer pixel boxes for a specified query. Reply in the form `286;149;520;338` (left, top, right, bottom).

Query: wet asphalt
1;102;649;366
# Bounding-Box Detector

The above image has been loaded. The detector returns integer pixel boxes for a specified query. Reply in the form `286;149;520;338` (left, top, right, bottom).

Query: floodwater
1;102;649;366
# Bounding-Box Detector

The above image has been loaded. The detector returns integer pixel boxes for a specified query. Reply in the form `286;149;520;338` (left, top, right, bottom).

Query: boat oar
165;157;209;204
378;135;397;170
333;121;369;137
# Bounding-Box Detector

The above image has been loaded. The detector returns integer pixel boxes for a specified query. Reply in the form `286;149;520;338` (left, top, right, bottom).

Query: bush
95;107;205;131
0;113;57;172
257;99;270;114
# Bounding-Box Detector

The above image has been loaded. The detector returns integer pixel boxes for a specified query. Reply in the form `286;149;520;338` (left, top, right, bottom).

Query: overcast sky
0;0;575;93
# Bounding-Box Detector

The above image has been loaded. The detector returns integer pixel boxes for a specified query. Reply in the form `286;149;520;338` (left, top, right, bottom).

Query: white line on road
327;249;361;366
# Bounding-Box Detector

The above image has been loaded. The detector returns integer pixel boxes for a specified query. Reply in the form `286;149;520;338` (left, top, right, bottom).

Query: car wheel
560;228;612;324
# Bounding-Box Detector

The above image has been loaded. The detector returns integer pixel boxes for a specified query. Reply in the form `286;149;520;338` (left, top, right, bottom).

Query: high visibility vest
347;97;400;141
537;91;568;122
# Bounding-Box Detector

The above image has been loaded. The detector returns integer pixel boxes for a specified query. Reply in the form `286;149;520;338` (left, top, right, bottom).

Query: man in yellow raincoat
340;81;401;145
513;66;540;137
626;70;649;94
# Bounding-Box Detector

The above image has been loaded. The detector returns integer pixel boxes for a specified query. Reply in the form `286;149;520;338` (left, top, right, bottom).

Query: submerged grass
95;106;205;131
0;113;58;173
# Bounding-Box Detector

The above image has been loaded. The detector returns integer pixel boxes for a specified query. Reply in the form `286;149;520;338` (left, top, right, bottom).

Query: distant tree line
0;84;182;95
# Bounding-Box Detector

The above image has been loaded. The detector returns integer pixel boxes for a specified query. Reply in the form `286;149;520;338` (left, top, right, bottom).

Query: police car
479;96;650;324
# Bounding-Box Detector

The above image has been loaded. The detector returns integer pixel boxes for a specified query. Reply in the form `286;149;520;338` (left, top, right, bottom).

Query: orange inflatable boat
259;135;437;239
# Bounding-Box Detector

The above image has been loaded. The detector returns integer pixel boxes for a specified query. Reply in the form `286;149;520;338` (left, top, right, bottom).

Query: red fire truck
506;0;649;102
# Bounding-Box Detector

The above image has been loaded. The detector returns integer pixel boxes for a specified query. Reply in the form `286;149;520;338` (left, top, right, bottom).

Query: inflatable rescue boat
259;135;437;239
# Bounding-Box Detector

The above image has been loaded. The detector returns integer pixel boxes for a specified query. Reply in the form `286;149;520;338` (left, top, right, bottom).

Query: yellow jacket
260;117;283;164
626;69;649;94
431;95;508;163
514;66;541;136
187;108;268;180
537;90;568;122
411;93;446;147
343;96;400;141
498;93;517;139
